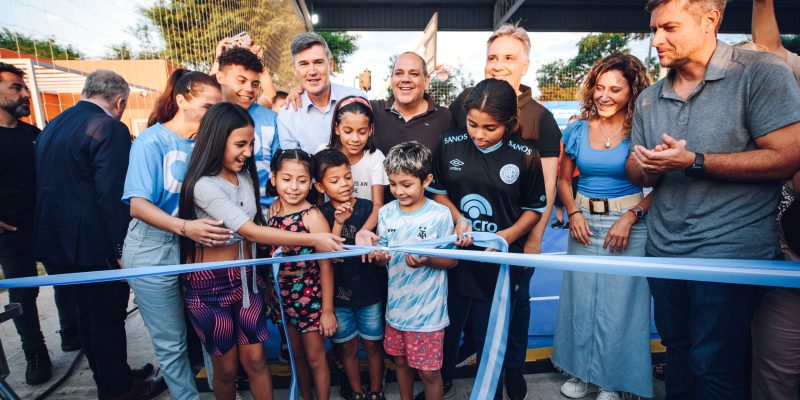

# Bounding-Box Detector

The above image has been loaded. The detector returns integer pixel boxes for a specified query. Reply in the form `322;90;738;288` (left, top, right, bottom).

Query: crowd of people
1;0;800;399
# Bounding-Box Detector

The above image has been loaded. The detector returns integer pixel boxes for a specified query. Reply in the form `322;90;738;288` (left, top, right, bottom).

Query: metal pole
24;59;46;129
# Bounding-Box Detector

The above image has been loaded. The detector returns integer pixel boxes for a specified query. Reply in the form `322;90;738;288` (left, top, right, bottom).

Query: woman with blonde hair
551;53;654;400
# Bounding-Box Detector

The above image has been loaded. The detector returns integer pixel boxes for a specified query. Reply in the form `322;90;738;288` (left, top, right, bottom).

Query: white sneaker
560;377;597;399
596;390;622;400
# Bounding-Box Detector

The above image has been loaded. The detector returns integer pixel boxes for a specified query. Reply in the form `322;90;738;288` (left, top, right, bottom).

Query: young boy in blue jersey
368;141;457;400
315;148;386;400
215;47;280;212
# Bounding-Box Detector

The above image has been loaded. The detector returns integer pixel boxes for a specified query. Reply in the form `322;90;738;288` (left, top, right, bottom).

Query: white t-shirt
351;149;388;201
314;146;389;202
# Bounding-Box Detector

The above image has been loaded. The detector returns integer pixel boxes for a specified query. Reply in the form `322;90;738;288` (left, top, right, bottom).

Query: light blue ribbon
270;248;300;400
2;233;800;400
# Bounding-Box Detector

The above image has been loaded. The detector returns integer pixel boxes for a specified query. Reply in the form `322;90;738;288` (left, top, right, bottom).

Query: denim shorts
332;302;384;343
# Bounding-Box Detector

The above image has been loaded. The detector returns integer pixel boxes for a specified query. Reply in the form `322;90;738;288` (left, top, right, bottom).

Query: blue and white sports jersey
378;198;454;332
248;103;280;210
122;123;194;216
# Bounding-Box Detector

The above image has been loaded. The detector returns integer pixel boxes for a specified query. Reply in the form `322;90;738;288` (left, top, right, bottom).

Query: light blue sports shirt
248;103;280;209
378;198;454;332
122;123;193;215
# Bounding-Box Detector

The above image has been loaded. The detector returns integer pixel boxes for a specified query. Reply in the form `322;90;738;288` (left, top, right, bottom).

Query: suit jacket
34;101;132;270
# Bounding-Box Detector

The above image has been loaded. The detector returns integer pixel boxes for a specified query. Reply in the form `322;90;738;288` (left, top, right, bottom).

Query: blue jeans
647;252;761;400
332;302;385;343
122;219;198;400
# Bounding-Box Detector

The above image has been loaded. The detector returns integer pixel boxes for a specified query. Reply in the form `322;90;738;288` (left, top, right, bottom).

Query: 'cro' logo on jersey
460;194;498;232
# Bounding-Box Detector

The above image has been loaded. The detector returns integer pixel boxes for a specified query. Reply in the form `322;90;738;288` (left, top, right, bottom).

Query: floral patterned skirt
270;269;322;333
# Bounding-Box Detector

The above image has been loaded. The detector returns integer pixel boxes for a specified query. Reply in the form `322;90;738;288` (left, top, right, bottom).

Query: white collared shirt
277;83;366;153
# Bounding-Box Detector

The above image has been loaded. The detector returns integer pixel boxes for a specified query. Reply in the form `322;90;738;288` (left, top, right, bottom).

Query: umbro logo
450;159;464;167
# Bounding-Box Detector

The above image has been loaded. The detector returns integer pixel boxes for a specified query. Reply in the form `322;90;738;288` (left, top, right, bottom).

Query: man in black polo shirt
372;52;454;154
0;62;52;385
445;23;561;400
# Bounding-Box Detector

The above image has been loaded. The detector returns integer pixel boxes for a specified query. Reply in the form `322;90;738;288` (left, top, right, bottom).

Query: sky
2;0;747;99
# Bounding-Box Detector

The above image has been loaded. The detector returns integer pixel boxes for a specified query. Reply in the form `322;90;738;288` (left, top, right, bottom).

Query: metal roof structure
298;0;800;34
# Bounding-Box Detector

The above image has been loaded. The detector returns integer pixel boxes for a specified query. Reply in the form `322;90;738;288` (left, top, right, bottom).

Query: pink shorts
383;324;445;371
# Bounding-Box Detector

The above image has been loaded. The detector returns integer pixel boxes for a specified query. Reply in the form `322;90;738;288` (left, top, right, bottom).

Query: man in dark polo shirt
627;0;800;398
372;51;454;154
0;62;52;385
443;23;561;400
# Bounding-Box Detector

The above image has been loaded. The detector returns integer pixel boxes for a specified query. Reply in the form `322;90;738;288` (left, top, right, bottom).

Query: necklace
596;119;624;148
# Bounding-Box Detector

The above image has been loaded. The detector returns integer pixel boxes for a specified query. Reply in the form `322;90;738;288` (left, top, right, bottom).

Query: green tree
137;0;305;89
107;42;134;60
0;28;82;60
106;22;164;60
427;64;474;106
536;33;651;101
385;55;473;105
318;31;359;73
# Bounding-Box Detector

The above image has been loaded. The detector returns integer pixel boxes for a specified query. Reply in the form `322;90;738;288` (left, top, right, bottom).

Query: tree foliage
136;0;305;89
318;31;359;73
385;54;473;105
106;22;165;60
107;42;134;60
427;65;474;106
0;28;82;60
536;33;657;101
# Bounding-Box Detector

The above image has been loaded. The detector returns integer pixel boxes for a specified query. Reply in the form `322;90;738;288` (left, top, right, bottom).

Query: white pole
24;59;46;129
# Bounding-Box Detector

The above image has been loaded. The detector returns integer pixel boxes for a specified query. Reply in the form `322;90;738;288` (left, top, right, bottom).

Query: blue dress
551;120;653;397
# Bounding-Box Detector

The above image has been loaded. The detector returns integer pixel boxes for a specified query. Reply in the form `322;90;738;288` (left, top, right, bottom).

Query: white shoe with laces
560;377;597;399
596;390;622;400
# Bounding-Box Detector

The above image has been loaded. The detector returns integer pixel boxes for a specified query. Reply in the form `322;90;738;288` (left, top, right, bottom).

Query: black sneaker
562;221;570;230
414;380;454;400
25;347;52;385
550;221;564;229
443;380;455;399
350;392;367;400
455;342;477;369
338;369;354;399
58;328;81;352
367;391;386;400
504;369;528;400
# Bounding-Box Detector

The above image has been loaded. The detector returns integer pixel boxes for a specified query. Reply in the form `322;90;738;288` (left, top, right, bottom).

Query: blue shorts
332;302;385;343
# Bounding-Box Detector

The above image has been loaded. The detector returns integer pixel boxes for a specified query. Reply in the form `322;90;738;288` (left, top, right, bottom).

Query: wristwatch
685;152;705;178
628;206;646;221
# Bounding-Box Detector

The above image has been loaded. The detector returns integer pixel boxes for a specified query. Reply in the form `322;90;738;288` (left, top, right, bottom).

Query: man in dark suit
35;70;165;400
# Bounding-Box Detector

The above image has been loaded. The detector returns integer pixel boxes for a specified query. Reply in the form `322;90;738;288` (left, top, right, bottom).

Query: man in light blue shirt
278;32;366;153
